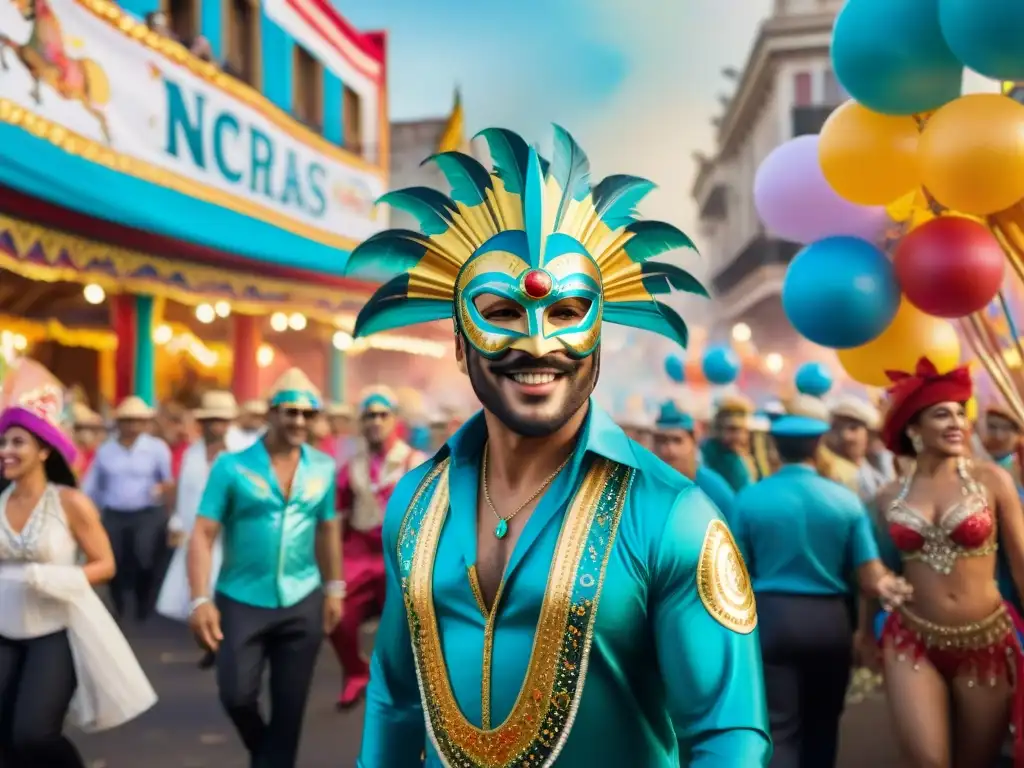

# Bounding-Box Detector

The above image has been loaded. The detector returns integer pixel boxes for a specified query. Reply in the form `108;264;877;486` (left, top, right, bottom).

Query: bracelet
324;580;347;599
188;596;211;616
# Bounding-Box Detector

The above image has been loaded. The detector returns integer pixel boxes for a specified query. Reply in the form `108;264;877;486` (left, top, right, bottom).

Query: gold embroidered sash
396;457;632;768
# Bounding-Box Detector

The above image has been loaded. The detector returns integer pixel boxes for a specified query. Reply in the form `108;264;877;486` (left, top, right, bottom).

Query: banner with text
0;0;386;246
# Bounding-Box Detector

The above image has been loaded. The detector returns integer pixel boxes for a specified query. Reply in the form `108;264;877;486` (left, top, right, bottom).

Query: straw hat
114;395;156;420
268;368;321;410
240;399;268;417
785;394;831;423
193;390;239;421
829;396;881;431
358;385;398;414
326;402;352;418
71;402;104;428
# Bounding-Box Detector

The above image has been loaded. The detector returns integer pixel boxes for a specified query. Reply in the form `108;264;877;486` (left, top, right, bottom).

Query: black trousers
0;630;85;768
102;506;166;621
757;592;853;768
216;590;323;768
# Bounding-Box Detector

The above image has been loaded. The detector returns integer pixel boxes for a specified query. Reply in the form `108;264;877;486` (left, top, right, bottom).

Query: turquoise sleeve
357;474;426;767
850;506;881;567
318;469;337;522
197;454;233;523
651;486;772;767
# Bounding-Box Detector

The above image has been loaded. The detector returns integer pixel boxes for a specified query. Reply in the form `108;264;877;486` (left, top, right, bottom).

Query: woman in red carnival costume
868;357;1024;768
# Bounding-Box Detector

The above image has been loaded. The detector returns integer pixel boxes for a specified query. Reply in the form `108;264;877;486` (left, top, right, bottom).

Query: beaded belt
897;603;1014;652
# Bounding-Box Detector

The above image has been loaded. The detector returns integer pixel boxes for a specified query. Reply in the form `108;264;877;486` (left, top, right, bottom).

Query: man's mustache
489;351;577;375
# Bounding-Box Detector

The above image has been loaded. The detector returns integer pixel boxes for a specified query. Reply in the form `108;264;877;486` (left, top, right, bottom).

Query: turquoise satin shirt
696;464;736;521
732;464;879;596
197;441;336;609
359;402;771;767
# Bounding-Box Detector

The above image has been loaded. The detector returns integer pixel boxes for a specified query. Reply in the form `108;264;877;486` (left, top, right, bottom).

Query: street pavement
71;617;910;768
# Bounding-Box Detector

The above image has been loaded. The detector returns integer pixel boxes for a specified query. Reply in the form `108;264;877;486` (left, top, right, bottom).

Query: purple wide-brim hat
0;406;77;467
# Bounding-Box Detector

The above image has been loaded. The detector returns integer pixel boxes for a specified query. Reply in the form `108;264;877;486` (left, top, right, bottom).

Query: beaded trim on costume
396;457;632;768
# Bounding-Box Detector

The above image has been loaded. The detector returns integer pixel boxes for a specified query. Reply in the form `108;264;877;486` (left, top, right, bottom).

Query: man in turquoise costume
346;126;771;767
186;368;344;768
653;399;736;520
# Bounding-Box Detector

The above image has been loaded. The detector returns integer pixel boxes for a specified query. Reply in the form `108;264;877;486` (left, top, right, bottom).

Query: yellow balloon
837;300;961;387
819;101;920;206
918;94;1024;216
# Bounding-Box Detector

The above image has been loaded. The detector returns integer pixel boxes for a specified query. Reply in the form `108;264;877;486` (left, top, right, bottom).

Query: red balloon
893;217;1006;318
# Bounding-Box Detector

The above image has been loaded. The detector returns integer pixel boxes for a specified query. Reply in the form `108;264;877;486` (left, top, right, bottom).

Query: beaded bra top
885;459;996;575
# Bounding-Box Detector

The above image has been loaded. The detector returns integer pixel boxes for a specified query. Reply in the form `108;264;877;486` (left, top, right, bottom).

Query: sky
335;0;774;242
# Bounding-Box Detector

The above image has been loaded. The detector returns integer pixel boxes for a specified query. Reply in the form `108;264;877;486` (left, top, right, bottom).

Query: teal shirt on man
197;440;337;608
731;464;879;595
695;464;737;521
358;402;771;768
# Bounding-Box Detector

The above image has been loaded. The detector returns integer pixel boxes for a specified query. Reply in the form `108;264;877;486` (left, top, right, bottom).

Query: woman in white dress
0;365;156;766
156;393;242;641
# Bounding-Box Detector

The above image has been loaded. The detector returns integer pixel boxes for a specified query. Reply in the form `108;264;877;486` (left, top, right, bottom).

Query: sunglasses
279;408;319;421
361;410;391;422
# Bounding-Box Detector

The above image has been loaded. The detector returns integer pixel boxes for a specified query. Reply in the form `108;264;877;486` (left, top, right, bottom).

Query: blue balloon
940;0;1024;81
664;354;686;383
702;346;740;386
795;362;834;397
782;237;900;349
832;0;963;115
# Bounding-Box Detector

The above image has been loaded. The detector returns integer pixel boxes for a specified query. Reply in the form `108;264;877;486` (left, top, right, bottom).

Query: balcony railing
712;236;801;297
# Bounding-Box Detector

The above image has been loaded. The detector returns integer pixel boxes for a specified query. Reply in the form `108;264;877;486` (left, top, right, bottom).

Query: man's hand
323;595;343;635
167;529;186;548
853;629;883;673
876;572;913;612
189;601;223;652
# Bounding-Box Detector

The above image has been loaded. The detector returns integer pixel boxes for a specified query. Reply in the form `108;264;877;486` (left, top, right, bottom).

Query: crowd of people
0;122;1021;768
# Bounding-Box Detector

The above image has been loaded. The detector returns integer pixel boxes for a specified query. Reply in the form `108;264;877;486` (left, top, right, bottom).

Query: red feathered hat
880;357;972;454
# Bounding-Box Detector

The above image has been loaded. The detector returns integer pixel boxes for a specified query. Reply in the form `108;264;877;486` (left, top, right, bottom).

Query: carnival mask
345;126;708;359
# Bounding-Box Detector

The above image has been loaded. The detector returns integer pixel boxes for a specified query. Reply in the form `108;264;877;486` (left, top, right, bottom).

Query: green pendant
494;518;509;539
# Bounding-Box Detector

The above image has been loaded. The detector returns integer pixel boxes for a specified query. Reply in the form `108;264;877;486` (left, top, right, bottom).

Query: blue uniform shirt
695;465;736;521
732;464;879;596
197;440;336;608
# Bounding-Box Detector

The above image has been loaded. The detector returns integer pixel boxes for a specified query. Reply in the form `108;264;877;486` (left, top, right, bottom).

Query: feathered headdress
344;126;707;358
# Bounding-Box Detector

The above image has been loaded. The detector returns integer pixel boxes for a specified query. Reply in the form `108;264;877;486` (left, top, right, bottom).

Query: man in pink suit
330;386;426;708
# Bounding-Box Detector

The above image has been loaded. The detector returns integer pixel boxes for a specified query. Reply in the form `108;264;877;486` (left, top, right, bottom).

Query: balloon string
996;290;1024;379
978;311;1024;398
959;318;1015;420
963;314;1024;422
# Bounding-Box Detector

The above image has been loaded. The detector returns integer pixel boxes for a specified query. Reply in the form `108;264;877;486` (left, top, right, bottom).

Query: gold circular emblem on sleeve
697;519;757;634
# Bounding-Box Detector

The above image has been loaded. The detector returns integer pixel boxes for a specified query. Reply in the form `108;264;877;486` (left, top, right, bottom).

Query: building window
225;0;260;87
343;85;363;154
293;46;324;131
823;68;846;105
793;72;812;107
166;0;196;44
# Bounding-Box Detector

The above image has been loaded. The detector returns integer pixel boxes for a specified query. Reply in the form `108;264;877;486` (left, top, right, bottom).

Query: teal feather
353;275;451;337
550;125;592;228
343;230;428;279
524;148;545;268
603;301;690;348
474;128;530;196
377;188;455;236
639;261;709;297
423;152;492;207
591;175;655;228
623;220;697;263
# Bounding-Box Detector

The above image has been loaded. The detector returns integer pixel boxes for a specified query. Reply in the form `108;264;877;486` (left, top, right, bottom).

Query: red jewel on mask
522;269;553;299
